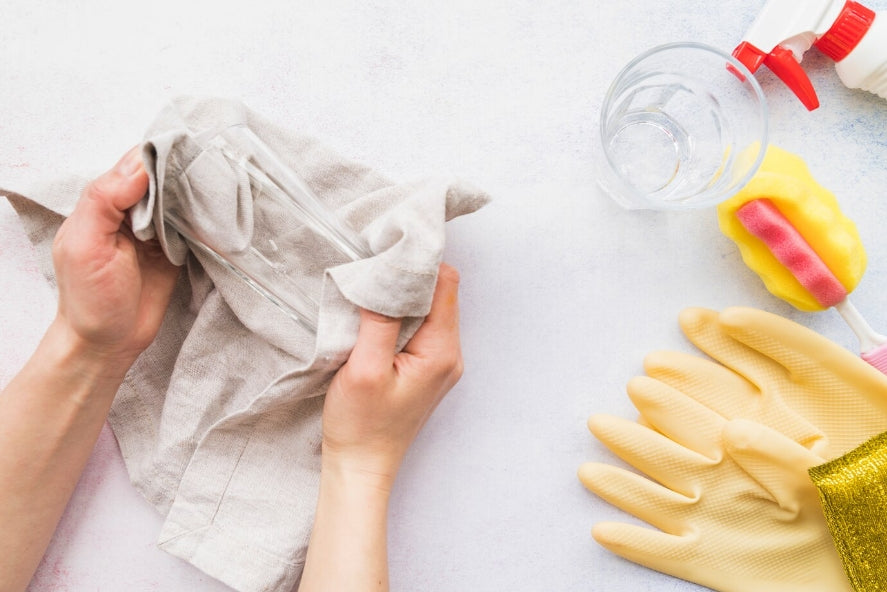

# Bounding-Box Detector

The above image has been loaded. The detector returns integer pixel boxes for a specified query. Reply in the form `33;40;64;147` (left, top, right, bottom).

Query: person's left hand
51;146;179;373
322;263;464;485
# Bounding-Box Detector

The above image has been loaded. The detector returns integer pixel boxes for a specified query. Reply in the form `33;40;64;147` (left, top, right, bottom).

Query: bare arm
0;148;178;592
298;264;464;592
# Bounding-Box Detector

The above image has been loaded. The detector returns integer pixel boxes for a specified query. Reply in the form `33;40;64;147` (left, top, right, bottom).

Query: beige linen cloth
2;96;489;592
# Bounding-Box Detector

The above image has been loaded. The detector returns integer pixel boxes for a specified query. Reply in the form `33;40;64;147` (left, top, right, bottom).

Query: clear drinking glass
597;42;769;210
164;124;373;333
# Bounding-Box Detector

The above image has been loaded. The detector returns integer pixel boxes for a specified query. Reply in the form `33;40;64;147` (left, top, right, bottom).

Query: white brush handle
834;298;887;351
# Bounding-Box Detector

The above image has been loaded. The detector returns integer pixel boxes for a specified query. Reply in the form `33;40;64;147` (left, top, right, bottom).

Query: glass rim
598;41;770;210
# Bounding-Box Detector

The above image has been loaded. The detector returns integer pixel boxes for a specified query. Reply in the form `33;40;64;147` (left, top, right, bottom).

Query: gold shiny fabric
809;431;887;592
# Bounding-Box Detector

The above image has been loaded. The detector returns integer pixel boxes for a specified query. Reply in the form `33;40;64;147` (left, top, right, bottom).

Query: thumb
77;146;149;234
347;309;403;370
723;419;823;511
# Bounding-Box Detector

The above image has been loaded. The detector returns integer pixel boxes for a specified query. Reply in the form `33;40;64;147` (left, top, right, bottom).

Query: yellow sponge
717;146;866;312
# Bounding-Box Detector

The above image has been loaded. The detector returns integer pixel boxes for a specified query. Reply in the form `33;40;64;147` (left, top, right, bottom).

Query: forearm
0;320;128;592
299;267;463;589
298;454;394;592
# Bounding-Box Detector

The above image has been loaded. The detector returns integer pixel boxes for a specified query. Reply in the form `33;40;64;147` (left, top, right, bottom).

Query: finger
722;419;823;511
588;414;715;498
578;462;693;534
347;308;403;369
592;521;691;580
679;307;789;392
402;263;460;356
627;375;724;460
643;349;762;420
136;240;181;320
75;146;149;237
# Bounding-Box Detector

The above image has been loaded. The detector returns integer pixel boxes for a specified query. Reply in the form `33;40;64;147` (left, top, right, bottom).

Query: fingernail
115;145;144;177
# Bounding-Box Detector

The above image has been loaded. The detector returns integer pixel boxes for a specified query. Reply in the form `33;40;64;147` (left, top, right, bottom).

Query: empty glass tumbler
164;124;373;333
597;42;769;210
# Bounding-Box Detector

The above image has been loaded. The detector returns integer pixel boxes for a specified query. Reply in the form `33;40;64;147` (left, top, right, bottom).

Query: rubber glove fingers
678;307;789;390
589;521;690;582
578;461;695;536
581;413;852;592
640;349;827;453
722;419;851;592
717;307;874;379
718;306;887;456
642;347;764;417
718;306;887;407
586;413;716;499
723;419;823;512
625;375;724;460
580;307;863;592
673;306;887;458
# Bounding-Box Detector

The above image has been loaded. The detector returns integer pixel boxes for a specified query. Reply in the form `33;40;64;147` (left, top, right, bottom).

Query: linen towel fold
2;95;489;592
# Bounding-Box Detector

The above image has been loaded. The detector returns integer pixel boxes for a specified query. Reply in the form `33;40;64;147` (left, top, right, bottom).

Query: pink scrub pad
736;198;848;308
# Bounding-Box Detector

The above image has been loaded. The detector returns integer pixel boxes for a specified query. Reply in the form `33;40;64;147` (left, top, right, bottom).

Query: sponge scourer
735;199;848;308
717;146;866;312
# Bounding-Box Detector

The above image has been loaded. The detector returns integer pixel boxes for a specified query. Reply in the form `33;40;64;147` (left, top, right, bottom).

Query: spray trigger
733;42;820;110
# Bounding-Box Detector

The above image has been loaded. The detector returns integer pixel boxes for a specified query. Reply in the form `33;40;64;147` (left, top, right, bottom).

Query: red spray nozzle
733;42;820;110
732;0;875;111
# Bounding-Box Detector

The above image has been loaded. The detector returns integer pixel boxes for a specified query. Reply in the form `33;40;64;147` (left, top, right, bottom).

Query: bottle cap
815;1;876;61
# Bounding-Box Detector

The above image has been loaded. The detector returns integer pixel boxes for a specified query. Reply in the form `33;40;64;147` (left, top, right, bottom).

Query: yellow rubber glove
580;381;848;592
579;306;887;590
673;307;887;457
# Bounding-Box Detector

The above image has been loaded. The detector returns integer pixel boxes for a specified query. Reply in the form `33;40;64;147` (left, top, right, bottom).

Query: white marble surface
2;1;886;590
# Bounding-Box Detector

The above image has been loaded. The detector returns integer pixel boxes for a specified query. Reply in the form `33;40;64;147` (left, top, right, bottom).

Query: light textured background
2;1;886;590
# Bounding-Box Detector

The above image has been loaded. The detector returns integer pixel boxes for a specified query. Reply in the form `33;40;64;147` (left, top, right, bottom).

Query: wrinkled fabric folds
2;95;489;592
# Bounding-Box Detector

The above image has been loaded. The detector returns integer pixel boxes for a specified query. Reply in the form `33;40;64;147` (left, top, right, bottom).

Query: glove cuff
809;430;887;592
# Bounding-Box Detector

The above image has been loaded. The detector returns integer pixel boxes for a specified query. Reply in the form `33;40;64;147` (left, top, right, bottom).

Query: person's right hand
51;146;179;377
322;263;464;486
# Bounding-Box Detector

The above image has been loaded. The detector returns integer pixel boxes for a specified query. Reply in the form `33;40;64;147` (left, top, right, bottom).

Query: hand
322;263;464;485
51;146;179;373
0;147;180;592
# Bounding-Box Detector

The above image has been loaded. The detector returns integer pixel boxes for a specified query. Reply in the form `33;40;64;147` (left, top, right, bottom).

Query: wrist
45;317;139;383
302;443;393;591
320;445;401;497
18;320;136;415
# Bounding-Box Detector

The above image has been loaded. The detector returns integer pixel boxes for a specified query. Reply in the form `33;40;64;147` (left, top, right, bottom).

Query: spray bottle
733;0;887;109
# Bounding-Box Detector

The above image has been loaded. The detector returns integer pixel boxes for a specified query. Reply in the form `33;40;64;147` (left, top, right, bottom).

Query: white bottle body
835;12;887;100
